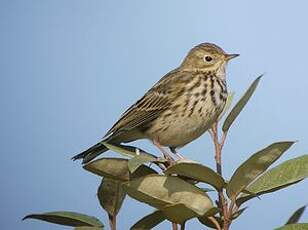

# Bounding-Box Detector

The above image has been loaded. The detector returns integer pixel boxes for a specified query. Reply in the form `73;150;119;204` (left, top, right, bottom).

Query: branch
108;214;116;230
210;122;231;230
172;222;178;230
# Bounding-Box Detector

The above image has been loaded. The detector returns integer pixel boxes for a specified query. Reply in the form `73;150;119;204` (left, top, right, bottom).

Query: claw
153;139;175;162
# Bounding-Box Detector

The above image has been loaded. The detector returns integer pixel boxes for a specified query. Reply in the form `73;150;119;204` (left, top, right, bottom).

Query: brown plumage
72;43;239;163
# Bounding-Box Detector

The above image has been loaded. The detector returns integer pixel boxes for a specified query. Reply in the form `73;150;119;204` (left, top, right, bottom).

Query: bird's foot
174;152;186;160
169;147;186;161
162;151;175;162
153;139;175;164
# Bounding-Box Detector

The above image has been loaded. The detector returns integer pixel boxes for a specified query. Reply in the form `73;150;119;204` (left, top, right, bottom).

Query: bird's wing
104;68;188;138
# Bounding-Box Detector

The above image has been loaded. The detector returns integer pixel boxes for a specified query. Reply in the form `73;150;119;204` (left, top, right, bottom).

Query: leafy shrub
23;76;308;230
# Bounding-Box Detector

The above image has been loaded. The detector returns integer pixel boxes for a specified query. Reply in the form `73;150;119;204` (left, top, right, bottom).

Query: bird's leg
153;139;175;162
170;147;186;160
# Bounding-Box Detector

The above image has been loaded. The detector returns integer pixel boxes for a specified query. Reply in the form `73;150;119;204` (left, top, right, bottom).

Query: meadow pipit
73;43;239;163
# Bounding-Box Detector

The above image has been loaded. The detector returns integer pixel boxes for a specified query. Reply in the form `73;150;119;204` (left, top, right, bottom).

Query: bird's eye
203;55;213;62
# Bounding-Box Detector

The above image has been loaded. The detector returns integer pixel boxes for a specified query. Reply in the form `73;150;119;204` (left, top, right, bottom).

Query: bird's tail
72;142;108;164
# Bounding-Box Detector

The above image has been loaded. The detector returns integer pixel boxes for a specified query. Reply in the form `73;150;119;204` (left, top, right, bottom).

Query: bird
72;42;239;164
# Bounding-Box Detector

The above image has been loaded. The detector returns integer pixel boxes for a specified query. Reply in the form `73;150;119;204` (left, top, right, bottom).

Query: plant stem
172;222;178;230
211;123;231;230
108;214;116;230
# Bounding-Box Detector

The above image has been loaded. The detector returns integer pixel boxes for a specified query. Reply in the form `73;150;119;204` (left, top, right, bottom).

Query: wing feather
104;68;190;138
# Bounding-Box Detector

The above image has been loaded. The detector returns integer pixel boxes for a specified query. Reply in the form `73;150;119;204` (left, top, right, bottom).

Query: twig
211;123;222;174
210;122;232;230
228;198;239;221
172;222;178;230
211;123;224;214
108;214;116;230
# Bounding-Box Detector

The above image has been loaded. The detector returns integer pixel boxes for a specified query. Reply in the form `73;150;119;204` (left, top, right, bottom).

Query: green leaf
123;174;213;216
23;211;103;227
83;158;157;181
226;141;295;199
164;160;225;190
241;188;260;198
218;91;235;121
238;180;302;206
177;175;198;185
286;205;307;225
163;205;218;224
128;154;157;173
103;142;157;160
161;204;197;224
103;143;165;173
84;158;128;181
97;178;126;217
130;210;165;230
237;155;308;206
222;75;262;132
198;216;222;229
275;224;308;230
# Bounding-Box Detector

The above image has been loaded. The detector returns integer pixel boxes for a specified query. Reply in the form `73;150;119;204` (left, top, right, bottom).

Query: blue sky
0;0;307;229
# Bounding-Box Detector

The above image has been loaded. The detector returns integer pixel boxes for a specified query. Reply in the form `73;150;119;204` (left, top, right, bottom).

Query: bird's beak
225;53;240;61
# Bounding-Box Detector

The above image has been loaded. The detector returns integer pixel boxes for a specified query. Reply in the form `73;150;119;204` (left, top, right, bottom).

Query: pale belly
144;74;227;148
145;100;224;148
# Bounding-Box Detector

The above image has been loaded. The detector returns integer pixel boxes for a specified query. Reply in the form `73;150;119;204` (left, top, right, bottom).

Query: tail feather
72;142;108;164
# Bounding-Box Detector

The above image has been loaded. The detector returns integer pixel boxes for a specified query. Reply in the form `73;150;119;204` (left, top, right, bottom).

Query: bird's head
180;43;239;78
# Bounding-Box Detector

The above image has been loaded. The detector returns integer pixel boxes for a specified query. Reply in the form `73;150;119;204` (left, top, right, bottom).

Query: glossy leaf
128;154;156;173
227;141;294;199
241;188;260;198
130;210;165;230
198;216;222;229
222;75;262;132
165;160;225;190
237;155;308;206
103;143;165;173
161;204;197;224
177;175;198;185
238;180;302;207
275;224;308;230
165;205;218;224
218;91;235;121
23;211;103;227
103;142;157;160
97;178;126;217
83;158;157;181
123;174;213;216
286;205;307;225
